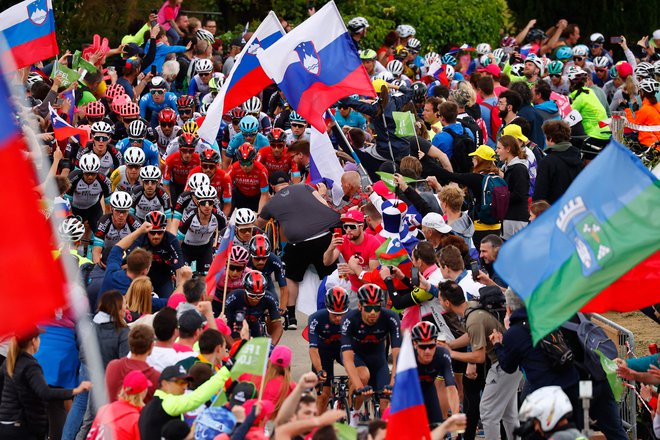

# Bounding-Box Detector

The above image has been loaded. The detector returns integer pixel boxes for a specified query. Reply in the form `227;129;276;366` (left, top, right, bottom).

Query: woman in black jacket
0;328;90;440
496;135;530;239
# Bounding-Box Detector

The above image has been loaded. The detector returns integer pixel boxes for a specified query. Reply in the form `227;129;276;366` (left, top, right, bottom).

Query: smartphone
610;36;622;44
150;9;158;27
357;422;369;440
470;261;480;281
235;311;245;324
107;66;116;74
411;266;420;287
150;65;157;76
54;97;64;106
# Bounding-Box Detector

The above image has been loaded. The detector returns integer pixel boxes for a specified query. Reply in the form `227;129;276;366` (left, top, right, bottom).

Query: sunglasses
149;230;165;236
179;108;193;115
143;180;158;185
243;132;256;137
239;160;253;167
160;122;174;128
83;172;98;177
198;200;214;207
201;164;216;170
247;292;265;299
343;223;360;231
237;227;253;234
417;344;436;351
232;118;241;124
150;89;165;95
228;264;245;272
180;148;194;154
129;138;143;144
126;164;141;170
93;135;110;142
252;256;268;261
271;143;284;149
573;57;584;61
596;68;608;72
550;74;562;78
363;305;381;313
114;209;129;215
199;72;212;77
291;123;306;129
591;43;602;48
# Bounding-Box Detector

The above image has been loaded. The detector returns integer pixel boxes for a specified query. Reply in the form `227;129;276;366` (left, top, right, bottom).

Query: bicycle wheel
339;397;351;423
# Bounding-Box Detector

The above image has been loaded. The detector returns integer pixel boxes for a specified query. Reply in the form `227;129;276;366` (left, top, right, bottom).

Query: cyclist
544;60;570;96
178;185;227;274
148;108;181;157
341;284;401;418
309;287;350;413
224;115;270;168
200;75;223;106
567;66;610;156
65;153;112;235
221;107;246;151
170;172;217;231
233;208;263;250
82;100;106;125
227;143;270;213
334;102;368;131
111;101;141;143
163;133;201;202
116;119;160;166
186;148;232;216
592;56;611;88
131;165;172;222
92;191;141;264
176;95;200;125
284;112;311;146
110;147;145;193
624;78;660;148
347;17;369;51
224;271;283;345
139;76;178;126
256;128;300;179
212;245;251;315
188;58;214;102
247;235;288;308
64;121;122;177
242;96;272;136
411;321;459;427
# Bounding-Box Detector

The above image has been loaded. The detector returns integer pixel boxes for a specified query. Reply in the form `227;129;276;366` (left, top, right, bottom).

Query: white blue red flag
205;223;235;297
198;12;284;143
49;104;89;146
257;1;375;132
0;0;59;69
385;332;432;440
309;126;344;205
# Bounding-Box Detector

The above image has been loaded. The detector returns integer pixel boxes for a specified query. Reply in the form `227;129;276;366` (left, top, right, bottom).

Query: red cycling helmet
144;211;167;231
229;107;247;121
357;284;383;305
411;321;439;343
200;148;220;164
178;132;199;149
177;95;195;109
85;101;106;118
237;143;257;162
105;83;125;100
159;108;177;124
248;235;271;258
325;287;349;314
243;271;266;296
268;127;288;145
119;101;140;118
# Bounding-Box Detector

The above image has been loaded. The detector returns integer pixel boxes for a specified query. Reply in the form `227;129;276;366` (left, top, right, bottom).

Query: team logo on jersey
295;41;321;76
27;0;48;25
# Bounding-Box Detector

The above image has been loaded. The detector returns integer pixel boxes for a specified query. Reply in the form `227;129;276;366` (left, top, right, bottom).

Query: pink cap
372;180;395;199
477;63;501;78
123;370;152;395
269;345;292;368
616;62;633;79
340;210;364;223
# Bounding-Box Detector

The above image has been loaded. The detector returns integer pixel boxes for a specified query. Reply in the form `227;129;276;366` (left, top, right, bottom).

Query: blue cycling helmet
609;65;619;79
289;111;306;124
547;60;564;76
239;115;259;134
441;54;457;66
555;46;573;62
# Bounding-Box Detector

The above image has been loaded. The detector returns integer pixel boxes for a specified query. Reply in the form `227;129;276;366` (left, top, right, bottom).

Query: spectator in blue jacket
142;28;192;74
431;101;474;158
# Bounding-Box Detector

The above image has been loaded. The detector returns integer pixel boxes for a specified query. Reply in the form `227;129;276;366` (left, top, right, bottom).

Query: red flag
49;105;90;146
205;224;235;298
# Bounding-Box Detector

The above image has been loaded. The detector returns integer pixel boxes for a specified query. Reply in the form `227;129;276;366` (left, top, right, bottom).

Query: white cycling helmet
26;72;44;88
639;78;660;94
194;185;217;200
110;191;133;209
475;43;491;55
636;62;654;79
396;24;416;38
444;65;455;81
589;33;605;44
510;63;525;76
347;16;369;34
196;58;214;74
58;216;86;243
593;56;610;68
492;48;507;64
91;121;113;135
566;65;587;81
572;45;589;57
519;386;573;433
79;153;101;173
123;147;146;166
525;56;544;75
196;29;215;44
424;52;440;67
375;70;394;82
242;96;262;114
140;165;162;181
387;60;404;76
235;208;257;225
127;119;148;139
187;172;210;191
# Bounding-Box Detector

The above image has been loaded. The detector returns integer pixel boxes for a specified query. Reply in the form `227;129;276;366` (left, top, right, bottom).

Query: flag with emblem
205;222;235;298
495;140;660;343
212;337;270;406
49;104;89;146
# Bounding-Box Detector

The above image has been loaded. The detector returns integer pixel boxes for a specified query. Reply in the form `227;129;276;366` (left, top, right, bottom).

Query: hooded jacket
534;100;561;122
533;141;583;204
503;156;530;221
93;311;130;368
448;211;475;247
88;399;142;440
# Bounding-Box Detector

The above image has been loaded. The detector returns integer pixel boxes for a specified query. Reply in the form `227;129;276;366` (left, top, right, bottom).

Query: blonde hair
119;388;146;407
263;363;292;418
439;185;465;212
125;276;153;316
5;334;37;378
457;81;477;107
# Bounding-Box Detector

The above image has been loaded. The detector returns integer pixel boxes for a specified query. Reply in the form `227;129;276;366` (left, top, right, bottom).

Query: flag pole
257;337;272;401
327;111;372;185
409;111;423;158
220;252;232;316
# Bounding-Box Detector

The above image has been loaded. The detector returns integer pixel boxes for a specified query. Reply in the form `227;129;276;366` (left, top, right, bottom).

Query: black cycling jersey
340;308;402;353
417;347;456;389
131;232;185;273
224;289;281;339
247;253;287;292
308;309;343;351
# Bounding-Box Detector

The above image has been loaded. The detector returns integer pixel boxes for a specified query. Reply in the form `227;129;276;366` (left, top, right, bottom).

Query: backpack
458;115;483;148
522;320;575;372
446;128;475;173
480;101;503;142
476;174;510;224
464;286;506;325
561;313;618;381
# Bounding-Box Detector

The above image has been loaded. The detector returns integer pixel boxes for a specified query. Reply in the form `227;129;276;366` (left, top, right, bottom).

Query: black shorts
233;190;260;212
72;202;103;234
282;232;336;282
181;243;214;273
313;347;343;387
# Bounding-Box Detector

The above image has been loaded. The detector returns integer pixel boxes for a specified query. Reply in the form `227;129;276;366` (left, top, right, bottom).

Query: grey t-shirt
259;184;340;243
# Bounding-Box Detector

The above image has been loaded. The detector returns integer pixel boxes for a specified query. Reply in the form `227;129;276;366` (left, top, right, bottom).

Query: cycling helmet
91;121;113;135
149;76;168;90
58;216;86;242
196;29;215;44
479;54;492;67
105;83;125;100
654;60;660;77
519;386;573;433
566;66;587;81
359;49;377;61
555;45;573;62
589;33;605;44
181;120;199;136
110;191;133;209
424;51;440;67
289;111;306;124
243;270;266;295
525;56;544;75
492;48;507;64
248;235;271;258
441;54;457;66
393;46;409;61
85;101;106;119
411;82;428;101
235;208;257;226
79;153;101;173
140;165;162;181
236;143;257;162
395;24;416;38
194;185;217;200
357;284;383;305
347;17;369;34
411;321;439;343
177;95;195;108
242;97;262;115
208;76;223;93
158;108;177;124
239;115;259;134
229;107;247;120
144;211;167;230
572;45;589;58
178;132;200;149
325;286;349;314
119;101;140;117
268;127;288;144
200;148;220;164
500;35;517;48
406;38;421;53
26;72;43;88
230;245;250;264
609;65;619;79
391;79;405;89
639;78;660;94
510;63;525;76
187;172;210;191
547;60;564;75
592;56;609;69
127;119;148;139
635;62;654;79
444;65;456;81
526;28;546;43
199;103;211;116
196;58;214;74
475;43;491;55
374;70;395;82
387;60;404;76
124;147;146;166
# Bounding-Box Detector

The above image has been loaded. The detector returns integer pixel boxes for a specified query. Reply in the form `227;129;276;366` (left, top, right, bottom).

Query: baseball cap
123;370;152;395
124;42;144;58
477;63;501;78
502;124;529;143
159;364;193;382
421;212;452;234
468;145;496;161
231;37;246;48
228;381;257;407
615;62;633;79
269;171;290;186
178;309;206;334
161;420;191;440
341;210;365;223
653;30;660;40
269;345;292;368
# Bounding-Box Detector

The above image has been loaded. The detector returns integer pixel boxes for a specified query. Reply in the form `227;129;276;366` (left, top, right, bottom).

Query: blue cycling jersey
139;92;178;124
247;253;287;292
226;133;270;159
334;110;367;130
309;309;343;351
116;138;160;166
340;308;402;353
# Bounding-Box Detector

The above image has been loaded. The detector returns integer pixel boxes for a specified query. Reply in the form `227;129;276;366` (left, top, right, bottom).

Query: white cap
653;29;660;40
421;213;452;234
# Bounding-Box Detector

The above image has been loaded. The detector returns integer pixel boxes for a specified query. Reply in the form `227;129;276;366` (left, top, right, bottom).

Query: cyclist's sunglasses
417;343;436;351
198;200;214;207
363;305;381;313
150;89;165;95
201;164;216;170
228;264;245;272
239;160;253;167
93;135;110;142
291;123;306;129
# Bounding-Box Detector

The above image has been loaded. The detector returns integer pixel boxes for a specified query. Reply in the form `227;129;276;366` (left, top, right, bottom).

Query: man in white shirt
437;245;485;300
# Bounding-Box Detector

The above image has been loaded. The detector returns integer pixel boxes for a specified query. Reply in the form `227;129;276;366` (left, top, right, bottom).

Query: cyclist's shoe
349;409;360;427
283;312;290;330
288;314;298;330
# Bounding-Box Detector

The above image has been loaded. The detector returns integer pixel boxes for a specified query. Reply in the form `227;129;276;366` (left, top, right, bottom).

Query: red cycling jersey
187;165;233;202
256;146;300;176
227;161;269;197
163;152;201;187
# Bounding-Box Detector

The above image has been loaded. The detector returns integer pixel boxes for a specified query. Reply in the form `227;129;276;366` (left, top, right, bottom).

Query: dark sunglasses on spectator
149;230;164;236
150;89;165;95
291;123;306;128
228;264;244;272
573;57;584;61
363;305;381;313
198;200;214;207
417;344;436;351
160;122;174;128
343;223;359;231
93;135;110;142
201;164;216;170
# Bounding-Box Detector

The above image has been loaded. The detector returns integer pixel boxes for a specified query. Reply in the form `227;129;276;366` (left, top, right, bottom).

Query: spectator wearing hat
478;63;507;96
88;370;152;440
420;212;453;252
174;309;207;352
501;123;538;198
138;362;231;440
222;37;245;75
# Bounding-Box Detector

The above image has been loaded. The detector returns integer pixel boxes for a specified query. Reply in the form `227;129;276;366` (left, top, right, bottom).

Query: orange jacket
625;98;660;147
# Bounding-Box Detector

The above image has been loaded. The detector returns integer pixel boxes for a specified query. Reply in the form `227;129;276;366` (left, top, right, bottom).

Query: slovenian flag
198;12;284;143
0;0;59;69
309;127;345;205
205;223;235;298
385;332;432;440
49;104;89;146
495;140;660;343
257;1;375;132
